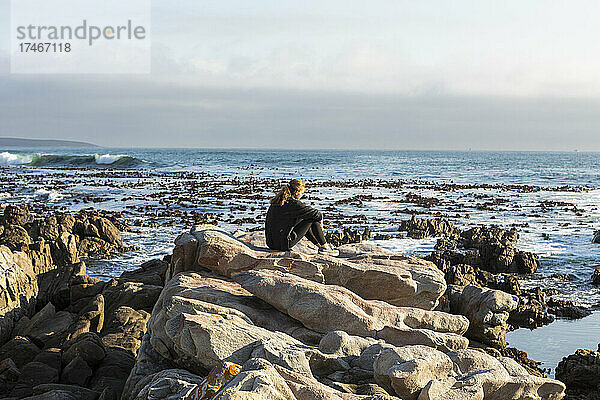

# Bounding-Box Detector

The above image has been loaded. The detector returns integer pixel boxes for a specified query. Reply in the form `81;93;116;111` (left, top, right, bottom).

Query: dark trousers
288;220;327;248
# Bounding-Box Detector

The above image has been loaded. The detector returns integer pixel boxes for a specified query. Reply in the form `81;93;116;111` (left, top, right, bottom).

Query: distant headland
0;137;100;148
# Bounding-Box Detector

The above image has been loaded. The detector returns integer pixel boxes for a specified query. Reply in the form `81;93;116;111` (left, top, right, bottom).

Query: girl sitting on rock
265;178;339;256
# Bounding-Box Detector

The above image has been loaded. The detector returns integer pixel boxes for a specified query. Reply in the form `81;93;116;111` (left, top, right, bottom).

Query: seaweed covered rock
402;216;539;274
399;215;460;239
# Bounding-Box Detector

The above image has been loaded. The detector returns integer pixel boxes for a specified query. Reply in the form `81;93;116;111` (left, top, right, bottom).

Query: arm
290;199;323;222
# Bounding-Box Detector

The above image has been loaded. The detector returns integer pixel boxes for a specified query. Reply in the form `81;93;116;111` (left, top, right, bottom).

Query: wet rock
426;221;540;275
447;285;518;348
593;231;600;244
547;298;592;320
326;227;371;247
556;347;600;399
591;268;600;286
399;215;460;239
234;269;469;352
508;287;555;330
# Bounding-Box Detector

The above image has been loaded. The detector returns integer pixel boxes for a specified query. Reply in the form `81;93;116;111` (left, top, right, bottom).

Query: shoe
318;244;339;257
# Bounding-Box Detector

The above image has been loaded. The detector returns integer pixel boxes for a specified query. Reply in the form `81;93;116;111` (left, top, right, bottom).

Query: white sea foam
95;154;129;164
35;188;67;202
370;236;438;255
0;151;32;165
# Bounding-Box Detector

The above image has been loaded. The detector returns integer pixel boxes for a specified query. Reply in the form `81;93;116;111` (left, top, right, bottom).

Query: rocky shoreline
0;206;597;399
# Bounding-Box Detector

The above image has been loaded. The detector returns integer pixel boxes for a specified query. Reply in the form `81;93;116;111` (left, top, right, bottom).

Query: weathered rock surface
556;347;600;400
400;216;460;239
448;285;518;348
591;268;600;286
234;269;469;352
147;273;320;377
401;216;539;275
168;225;447;310
0;246;38;344
375;346;565;400
374;345;455;400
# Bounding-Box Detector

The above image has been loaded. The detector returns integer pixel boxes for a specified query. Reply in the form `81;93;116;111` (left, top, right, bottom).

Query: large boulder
102;279;163;316
0;336;41;368
89;346;135;399
447;349;565;400
151;272;321;345
101;306;149;355
399;216;460;239
448;285;518;348
122;334;180;400
374;346;565;400
0;224;32;251
234;269;469;352
13;303;77;349
118;259;168;286
373;345;454;400
168;225;447;310
134;369;203;400
147;274;322;377
0;246;38;344
2;205;34;227
556;347;600;399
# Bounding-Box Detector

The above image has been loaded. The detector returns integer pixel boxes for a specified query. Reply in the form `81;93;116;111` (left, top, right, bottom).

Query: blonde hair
271;178;305;206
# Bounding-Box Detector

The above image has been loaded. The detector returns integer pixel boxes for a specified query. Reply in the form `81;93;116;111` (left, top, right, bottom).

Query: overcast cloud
1;0;600;149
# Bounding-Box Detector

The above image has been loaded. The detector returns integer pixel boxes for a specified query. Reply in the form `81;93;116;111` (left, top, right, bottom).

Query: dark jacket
265;198;322;250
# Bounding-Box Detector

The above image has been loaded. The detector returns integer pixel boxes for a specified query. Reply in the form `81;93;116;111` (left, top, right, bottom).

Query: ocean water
1;148;599;372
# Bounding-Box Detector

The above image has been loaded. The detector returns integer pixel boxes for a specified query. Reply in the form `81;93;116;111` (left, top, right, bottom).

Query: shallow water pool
506;311;600;377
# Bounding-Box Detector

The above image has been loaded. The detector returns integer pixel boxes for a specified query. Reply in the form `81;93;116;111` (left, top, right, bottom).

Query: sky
1;0;600;150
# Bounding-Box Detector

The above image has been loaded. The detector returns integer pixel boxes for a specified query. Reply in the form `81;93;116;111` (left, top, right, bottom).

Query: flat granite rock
168;224;447;310
233;269;469;352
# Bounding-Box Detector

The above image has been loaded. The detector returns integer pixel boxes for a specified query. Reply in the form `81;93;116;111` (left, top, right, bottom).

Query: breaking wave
0;152;152;168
